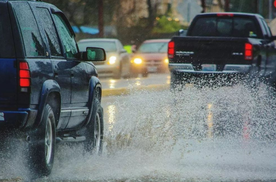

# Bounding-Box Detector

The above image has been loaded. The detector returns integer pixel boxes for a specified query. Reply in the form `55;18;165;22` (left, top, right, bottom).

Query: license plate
0;112;4;121
147;66;157;72
202;64;216;71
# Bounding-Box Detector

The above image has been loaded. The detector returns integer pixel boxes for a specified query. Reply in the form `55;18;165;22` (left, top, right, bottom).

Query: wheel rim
94;112;101;153
45;117;53;164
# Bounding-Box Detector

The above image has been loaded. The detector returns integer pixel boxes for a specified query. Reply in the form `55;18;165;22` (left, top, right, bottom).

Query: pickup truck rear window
190;17;261;38
0;4;15;57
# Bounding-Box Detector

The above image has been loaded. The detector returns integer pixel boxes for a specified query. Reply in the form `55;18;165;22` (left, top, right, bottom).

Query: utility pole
224;0;229;12
258;0;263;15
269;0;273;21
98;0;104;37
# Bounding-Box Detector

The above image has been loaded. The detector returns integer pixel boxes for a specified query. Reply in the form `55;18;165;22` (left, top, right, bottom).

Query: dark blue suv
0;0;105;177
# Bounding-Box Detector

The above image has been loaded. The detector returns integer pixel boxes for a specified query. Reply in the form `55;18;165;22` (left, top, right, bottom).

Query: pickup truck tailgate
172;37;251;65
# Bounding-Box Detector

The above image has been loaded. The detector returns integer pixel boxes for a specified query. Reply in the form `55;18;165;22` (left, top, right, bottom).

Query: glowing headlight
133;58;142;64
164;58;169;64
108;56;117;64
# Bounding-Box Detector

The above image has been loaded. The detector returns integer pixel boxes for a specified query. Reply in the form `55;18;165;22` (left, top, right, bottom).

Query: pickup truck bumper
169;63;251;74
0;109;37;130
169;63;252;86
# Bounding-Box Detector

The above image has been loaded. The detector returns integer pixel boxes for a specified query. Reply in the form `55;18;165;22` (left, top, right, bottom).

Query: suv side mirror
82;47;106;61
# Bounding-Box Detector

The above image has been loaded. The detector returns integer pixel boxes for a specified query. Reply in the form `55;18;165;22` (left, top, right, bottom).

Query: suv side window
54;14;78;59
12;2;45;57
0;4;15;57
34;7;62;57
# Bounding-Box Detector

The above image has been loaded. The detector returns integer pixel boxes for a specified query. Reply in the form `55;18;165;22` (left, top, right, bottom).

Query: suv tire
84;98;104;154
28;104;56;177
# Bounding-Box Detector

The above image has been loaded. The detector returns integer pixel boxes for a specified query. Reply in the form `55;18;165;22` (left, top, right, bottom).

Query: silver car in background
78;38;131;79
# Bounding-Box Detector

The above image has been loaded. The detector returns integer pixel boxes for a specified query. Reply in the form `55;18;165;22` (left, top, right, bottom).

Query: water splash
2;83;276;181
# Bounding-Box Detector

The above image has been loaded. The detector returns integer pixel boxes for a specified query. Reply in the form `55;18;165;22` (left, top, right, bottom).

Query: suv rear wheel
28;104;56;177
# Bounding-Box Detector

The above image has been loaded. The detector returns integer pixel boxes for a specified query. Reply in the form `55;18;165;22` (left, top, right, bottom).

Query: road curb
102;84;170;97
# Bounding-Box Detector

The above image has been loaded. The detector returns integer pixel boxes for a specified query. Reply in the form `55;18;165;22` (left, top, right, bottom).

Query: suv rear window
189;16;262;38
0;3;15;57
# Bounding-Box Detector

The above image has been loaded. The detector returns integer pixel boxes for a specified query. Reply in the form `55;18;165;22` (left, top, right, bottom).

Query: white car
78;38;131;79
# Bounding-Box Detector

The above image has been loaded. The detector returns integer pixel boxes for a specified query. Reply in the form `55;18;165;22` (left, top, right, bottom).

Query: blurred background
43;0;276;48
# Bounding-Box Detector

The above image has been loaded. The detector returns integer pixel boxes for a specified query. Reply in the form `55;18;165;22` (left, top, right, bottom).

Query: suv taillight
244;43;253;60
168;41;175;59
19;62;30;92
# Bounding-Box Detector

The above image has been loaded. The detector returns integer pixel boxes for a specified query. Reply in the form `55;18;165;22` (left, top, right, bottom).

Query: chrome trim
224;65;251;73
169;63;193;70
169;63;251;74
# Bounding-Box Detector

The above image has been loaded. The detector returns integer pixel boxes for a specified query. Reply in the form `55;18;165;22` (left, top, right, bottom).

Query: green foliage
152;16;184;34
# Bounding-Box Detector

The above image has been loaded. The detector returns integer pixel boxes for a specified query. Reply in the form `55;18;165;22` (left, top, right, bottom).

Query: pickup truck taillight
168;41;175;59
244;43;253;60
19;62;30;92
217;13;234;17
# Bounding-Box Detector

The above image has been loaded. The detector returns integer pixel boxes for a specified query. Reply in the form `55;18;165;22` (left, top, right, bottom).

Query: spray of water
1;83;276;181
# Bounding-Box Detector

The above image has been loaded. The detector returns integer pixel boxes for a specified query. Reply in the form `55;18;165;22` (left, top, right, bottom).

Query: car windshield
137;42;168;53
78;41;117;52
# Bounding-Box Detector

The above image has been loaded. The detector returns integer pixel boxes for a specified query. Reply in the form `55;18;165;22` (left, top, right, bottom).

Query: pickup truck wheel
28;104;56;177
84;98;103;154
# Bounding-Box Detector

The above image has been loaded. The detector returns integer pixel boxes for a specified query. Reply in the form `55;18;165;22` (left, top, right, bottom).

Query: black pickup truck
168;12;276;88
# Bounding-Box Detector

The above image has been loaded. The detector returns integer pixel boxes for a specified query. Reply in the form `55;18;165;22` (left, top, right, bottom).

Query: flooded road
1;83;276;181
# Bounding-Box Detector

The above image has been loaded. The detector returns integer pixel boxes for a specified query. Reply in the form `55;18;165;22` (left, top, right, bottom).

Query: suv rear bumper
0;109;37;129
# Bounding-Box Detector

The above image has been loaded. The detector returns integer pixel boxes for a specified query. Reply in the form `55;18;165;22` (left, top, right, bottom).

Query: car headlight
133;58;142;64
164;58;169;64
108;56;117;65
